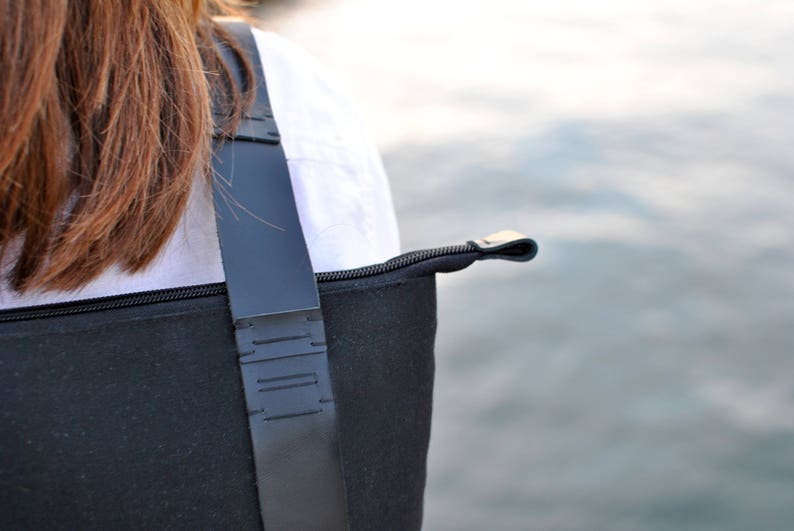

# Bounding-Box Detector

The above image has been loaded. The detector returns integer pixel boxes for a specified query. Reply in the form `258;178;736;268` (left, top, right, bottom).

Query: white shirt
0;29;400;310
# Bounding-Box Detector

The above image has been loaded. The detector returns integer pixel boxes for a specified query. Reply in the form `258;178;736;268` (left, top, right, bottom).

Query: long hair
0;0;253;292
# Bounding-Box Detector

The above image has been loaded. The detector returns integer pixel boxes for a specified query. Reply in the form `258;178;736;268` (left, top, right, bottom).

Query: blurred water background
255;1;794;529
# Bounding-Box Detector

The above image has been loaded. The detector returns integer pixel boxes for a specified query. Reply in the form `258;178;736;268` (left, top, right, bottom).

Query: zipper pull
468;230;538;262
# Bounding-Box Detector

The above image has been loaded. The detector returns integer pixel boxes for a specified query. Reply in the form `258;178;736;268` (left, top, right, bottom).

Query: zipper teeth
315;243;475;282
0;243;477;323
0;284;228;324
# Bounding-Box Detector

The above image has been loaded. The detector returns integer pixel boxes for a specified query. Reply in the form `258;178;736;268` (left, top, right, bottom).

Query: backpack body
0;254;455;529
0;240;535;529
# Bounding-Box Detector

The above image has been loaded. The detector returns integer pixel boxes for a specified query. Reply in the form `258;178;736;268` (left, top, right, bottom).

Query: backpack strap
212;21;349;530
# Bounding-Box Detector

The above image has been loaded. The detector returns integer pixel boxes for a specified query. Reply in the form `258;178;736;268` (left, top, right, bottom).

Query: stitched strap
212;21;349;531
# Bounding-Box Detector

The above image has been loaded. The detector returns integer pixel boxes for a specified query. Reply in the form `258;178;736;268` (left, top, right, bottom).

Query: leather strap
212;21;349;531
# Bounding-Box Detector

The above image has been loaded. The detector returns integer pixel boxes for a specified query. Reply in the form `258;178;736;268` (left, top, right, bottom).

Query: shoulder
251;29;400;271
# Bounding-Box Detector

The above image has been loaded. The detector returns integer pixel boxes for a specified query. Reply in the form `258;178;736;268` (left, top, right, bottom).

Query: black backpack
0;22;536;530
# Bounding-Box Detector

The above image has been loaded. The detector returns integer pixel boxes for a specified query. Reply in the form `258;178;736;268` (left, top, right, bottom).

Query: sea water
259;1;794;529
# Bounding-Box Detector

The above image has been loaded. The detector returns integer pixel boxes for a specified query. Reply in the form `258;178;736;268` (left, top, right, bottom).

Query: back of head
0;0;251;293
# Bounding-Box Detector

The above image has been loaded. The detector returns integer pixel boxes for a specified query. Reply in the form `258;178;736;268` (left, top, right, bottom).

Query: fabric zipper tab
468;230;538;262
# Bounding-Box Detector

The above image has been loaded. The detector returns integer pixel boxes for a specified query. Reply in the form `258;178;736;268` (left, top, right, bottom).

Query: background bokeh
254;1;794;529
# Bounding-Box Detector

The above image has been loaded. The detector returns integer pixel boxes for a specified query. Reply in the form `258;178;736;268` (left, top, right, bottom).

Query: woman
1;1;411;528
0;0;399;308
1;4;537;528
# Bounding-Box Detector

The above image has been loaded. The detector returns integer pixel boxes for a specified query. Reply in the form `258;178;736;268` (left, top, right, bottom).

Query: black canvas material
0;255;460;530
0;295;260;529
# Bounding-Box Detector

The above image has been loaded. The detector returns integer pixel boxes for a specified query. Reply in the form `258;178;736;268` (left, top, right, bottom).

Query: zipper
0;284;228;324
0;231;535;324
0;243;477;324
315;243;475;282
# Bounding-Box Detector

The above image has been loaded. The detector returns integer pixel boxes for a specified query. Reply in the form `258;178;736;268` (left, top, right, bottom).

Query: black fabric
0;267;439;530
0;296;262;529
323;275;437;531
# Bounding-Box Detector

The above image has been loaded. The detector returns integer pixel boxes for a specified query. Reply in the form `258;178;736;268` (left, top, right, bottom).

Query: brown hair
0;0;253;292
